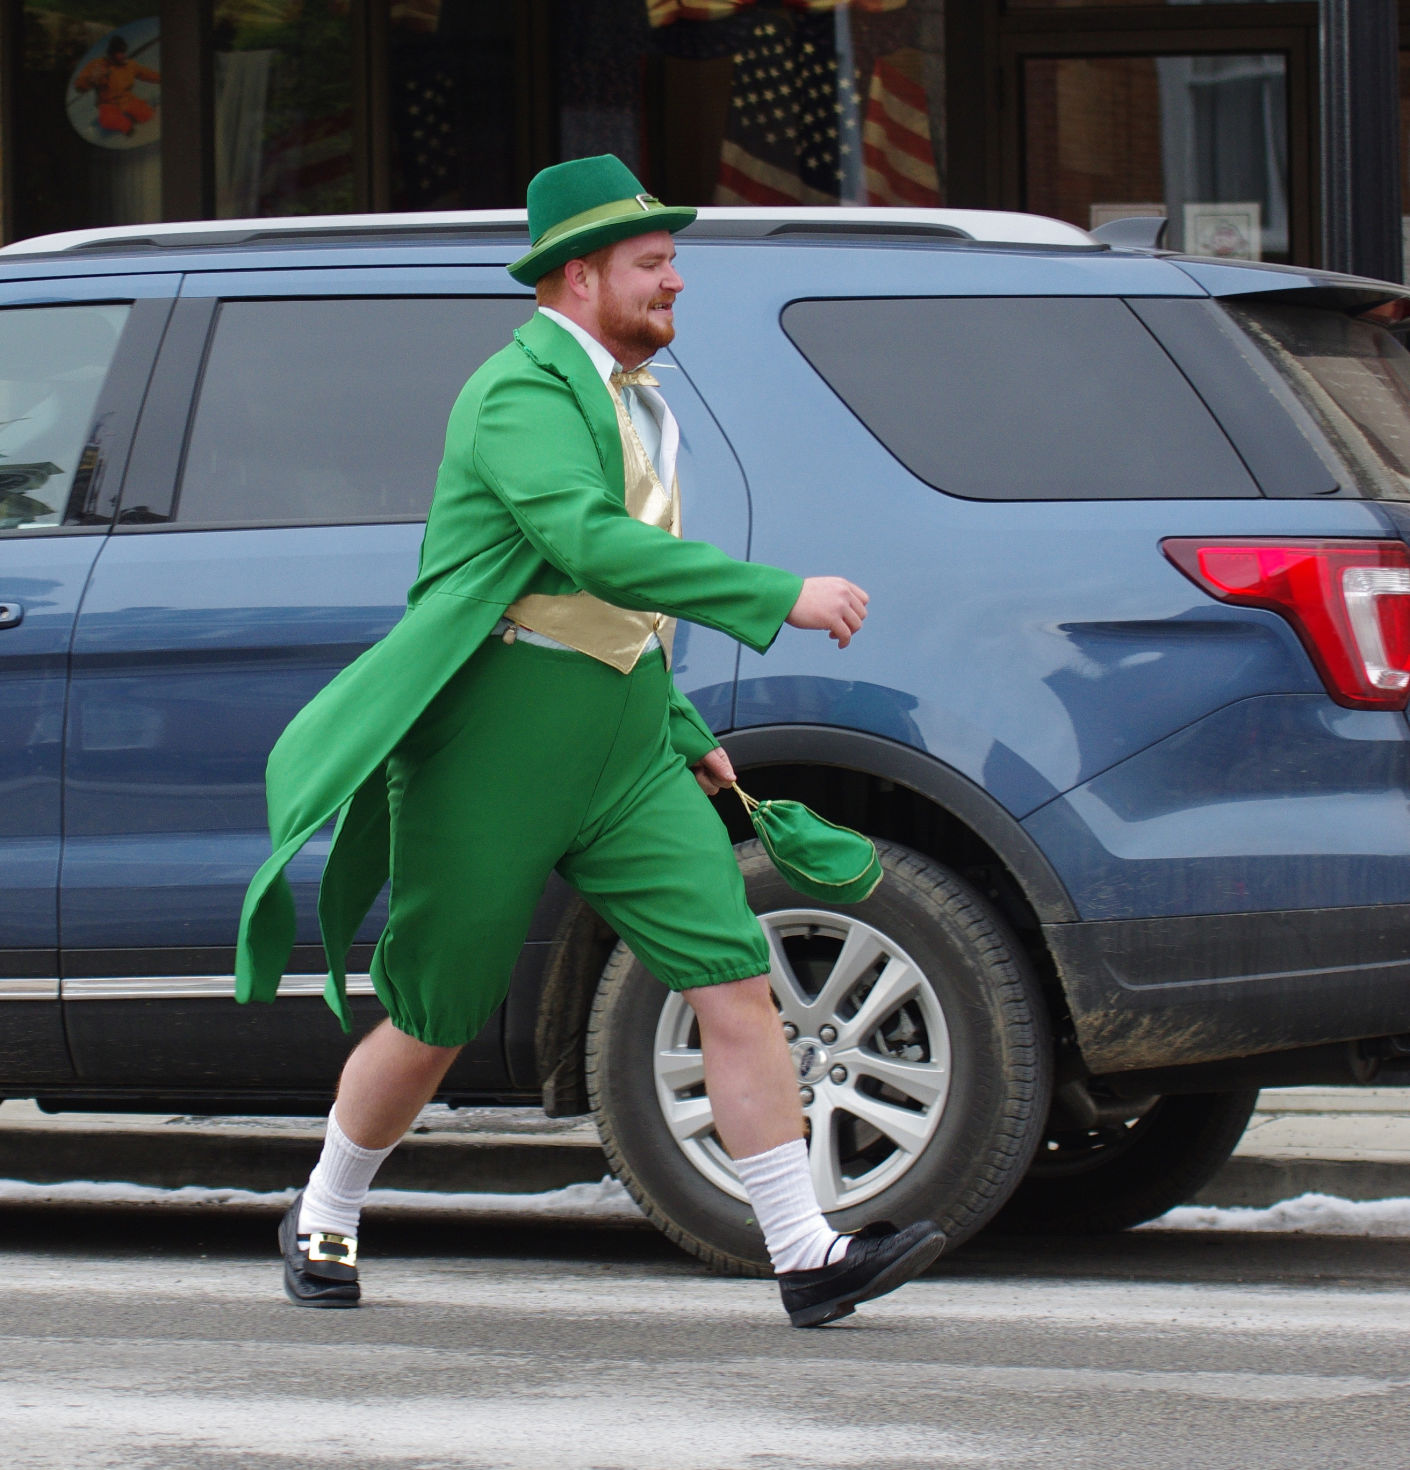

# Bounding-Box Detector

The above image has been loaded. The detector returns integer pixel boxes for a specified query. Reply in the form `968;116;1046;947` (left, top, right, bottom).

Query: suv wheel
586;838;1052;1275
987;1089;1260;1235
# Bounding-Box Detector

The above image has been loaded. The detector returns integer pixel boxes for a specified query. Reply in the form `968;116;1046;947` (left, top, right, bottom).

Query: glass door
1002;19;1316;265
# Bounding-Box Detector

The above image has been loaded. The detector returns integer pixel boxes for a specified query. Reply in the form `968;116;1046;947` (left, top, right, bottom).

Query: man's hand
786;576;870;648
692;745;737;797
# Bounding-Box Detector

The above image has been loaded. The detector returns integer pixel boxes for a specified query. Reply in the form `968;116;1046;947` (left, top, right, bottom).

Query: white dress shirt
536;306;677;487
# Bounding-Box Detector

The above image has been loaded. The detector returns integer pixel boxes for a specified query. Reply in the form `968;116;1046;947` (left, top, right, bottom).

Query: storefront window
387;2;516;211
661;0;945;205
1008;1;1285;8
551;0;948;209
213;0;354;217
1024;52;1289;261
15;3;162;242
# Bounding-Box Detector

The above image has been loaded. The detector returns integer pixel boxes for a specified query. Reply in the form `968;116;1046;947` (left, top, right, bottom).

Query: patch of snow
0;1174;646;1222
1143;1192;1410;1236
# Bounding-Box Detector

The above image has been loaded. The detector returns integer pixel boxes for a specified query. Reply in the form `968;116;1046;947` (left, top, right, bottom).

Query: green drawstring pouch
732;785;883;905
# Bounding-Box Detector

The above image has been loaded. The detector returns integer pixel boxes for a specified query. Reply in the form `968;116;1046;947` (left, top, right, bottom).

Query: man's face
587;231;684;367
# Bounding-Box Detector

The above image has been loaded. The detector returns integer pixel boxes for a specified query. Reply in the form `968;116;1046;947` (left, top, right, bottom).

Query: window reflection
16;3;161;240
1009;0;1286;7
650;0;945;206
1232;305;1410;500
214;0;354;218
0;305;128;533
1024;53;1289;261
388;3;515;211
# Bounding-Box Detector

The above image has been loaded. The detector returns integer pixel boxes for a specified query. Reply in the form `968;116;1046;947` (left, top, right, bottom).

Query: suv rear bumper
1047;903;1410;1072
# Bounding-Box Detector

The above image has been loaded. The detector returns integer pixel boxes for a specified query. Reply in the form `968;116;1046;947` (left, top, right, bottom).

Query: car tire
585;837;1053;1275
986;1089;1260;1236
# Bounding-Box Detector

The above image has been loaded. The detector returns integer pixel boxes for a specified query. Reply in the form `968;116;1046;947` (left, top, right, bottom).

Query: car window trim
113;296;217;529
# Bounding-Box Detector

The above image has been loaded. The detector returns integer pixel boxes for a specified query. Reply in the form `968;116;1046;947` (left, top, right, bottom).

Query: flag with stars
390;48;463;210
715;9;863;205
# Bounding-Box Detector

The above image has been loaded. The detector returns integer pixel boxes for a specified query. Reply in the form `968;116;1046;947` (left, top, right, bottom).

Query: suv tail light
1162;538;1410;711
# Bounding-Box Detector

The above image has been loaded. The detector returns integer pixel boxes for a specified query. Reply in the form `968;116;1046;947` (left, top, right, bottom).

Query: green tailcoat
234;311;804;1030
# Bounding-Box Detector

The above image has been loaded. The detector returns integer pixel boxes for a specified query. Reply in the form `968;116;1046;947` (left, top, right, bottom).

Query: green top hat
508;154;697;286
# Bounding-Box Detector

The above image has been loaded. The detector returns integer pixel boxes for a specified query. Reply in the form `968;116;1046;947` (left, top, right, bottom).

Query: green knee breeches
370;635;769;1046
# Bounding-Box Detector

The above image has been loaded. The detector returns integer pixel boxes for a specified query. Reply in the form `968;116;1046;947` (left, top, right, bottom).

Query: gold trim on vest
504;382;679;674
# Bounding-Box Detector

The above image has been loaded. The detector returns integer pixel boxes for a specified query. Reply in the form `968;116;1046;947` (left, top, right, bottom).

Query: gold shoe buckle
306;1231;358;1268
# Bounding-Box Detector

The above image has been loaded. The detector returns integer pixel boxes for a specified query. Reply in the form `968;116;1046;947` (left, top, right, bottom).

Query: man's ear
563;257;593;303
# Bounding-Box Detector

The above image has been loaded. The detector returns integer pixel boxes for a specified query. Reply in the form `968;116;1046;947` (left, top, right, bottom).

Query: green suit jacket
234;310;804;1030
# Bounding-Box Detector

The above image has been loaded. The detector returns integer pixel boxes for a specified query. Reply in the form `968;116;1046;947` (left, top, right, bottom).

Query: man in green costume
238;154;944;1327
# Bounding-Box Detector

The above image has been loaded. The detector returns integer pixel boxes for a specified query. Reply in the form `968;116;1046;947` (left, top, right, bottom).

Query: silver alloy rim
652;909;952;1211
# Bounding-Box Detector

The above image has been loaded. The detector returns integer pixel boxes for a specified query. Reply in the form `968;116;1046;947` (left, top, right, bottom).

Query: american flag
715;10;862;205
704;2;940;207
862;53;941;206
258;110;356;214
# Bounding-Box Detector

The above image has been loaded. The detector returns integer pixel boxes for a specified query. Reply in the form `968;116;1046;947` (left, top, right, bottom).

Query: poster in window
1182;203;1261;261
66;18;162;151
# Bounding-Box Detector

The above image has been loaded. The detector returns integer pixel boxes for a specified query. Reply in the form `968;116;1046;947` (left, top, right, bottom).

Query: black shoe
778;1219;945;1328
279;1191;361;1308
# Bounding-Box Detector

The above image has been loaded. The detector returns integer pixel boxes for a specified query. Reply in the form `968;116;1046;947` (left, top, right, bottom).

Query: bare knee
343;1018;462;1086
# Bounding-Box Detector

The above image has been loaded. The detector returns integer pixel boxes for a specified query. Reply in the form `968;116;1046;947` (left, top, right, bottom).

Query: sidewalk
0;1087;1407;1207
1209;1086;1410;1207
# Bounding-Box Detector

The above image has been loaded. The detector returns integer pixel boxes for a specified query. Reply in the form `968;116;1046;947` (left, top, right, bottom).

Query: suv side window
1225;302;1410;501
172;296;527;527
0;303;129;532
781;296;1259;501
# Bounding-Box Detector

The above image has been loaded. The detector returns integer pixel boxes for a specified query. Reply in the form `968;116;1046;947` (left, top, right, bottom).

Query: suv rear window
174;296;528;526
1226;303;1410;500
0;303;128;532
781;296;1258;501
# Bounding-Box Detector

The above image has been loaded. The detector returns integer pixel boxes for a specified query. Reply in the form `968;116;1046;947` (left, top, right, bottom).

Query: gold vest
503;383;680;673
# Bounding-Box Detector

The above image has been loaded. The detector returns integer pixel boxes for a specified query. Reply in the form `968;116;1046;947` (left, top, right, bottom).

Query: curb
3;1125;1409;1208
1194;1155;1410;1209
0;1128;608;1196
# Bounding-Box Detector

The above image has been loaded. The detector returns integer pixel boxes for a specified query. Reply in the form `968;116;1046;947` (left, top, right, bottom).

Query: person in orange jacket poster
74;33;160;138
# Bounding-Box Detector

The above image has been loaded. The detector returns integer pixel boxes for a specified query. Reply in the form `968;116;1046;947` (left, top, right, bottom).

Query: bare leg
685;974;802;1160
333;1018;463;1150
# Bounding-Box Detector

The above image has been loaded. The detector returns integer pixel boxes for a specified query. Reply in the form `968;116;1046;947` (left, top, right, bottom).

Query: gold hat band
533;193;662;251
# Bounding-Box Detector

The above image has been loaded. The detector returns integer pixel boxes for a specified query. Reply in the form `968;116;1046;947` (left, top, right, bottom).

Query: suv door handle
0;603;23;628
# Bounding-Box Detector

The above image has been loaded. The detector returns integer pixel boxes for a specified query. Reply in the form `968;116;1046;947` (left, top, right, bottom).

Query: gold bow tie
610;365;659;390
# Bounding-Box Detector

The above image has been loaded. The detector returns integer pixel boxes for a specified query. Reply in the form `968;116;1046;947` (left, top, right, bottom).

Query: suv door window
171;296;526;527
0;304;128;531
781;296;1259;501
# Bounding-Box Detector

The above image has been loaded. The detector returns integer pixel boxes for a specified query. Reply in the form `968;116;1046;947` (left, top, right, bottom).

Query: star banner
702;4;938;207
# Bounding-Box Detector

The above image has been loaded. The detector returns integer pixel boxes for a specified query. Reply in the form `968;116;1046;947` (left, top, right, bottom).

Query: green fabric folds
235;311;804;1031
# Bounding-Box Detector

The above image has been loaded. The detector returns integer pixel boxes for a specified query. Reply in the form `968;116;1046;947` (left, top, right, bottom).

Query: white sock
735;1138;851;1274
297;1107;397;1239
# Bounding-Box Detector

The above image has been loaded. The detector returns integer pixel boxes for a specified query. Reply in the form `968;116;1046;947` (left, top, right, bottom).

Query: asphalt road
4;1205;1410;1470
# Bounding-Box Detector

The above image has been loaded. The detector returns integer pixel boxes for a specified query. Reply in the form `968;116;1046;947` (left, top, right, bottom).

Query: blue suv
4;207;1409;1273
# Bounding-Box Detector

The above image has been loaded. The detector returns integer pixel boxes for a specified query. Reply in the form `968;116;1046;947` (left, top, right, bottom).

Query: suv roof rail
0;205;1095;258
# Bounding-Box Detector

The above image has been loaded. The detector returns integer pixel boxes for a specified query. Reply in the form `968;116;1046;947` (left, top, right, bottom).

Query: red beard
598;281;676;361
